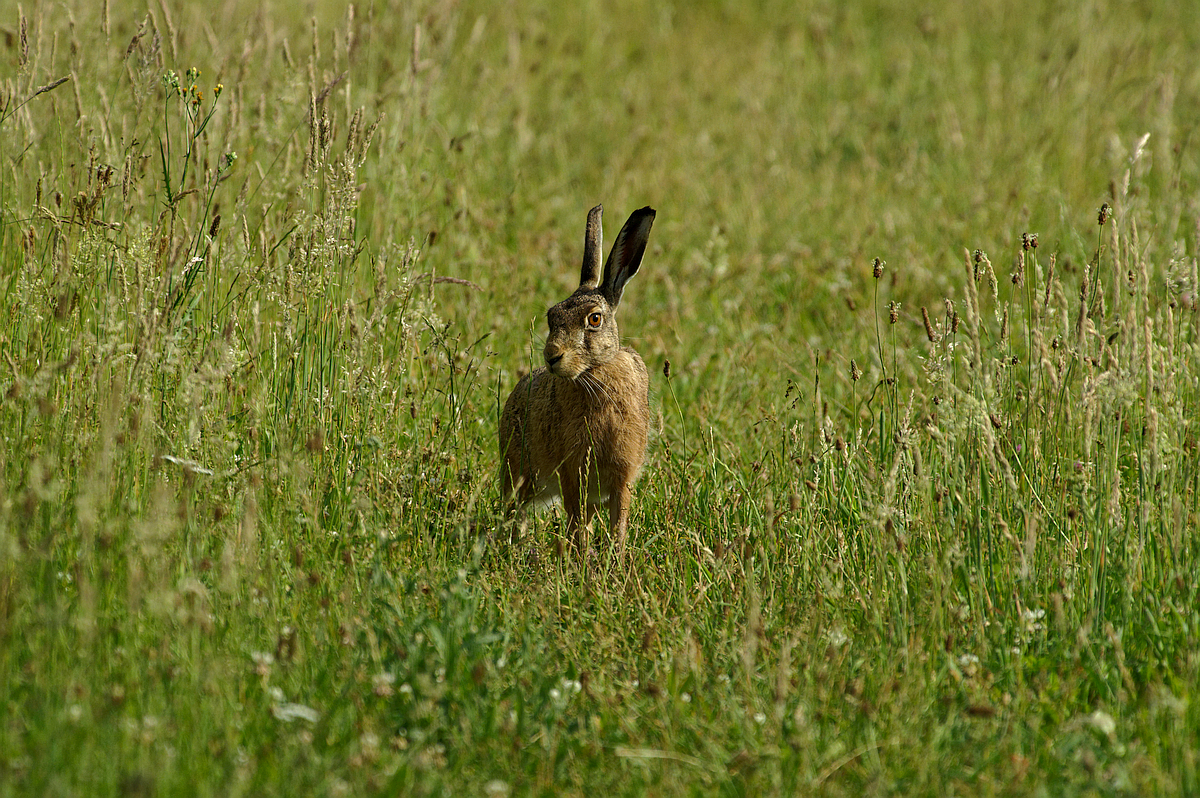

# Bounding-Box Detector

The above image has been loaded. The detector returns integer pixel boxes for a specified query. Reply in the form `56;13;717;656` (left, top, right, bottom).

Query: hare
499;204;656;553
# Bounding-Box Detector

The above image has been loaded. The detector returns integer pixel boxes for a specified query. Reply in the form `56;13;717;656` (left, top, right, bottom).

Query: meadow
1;0;1198;794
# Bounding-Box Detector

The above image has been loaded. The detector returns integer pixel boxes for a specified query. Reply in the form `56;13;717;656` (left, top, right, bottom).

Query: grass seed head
921;306;936;342
873;257;884;280
19;14;28;69
1044;253;1056;309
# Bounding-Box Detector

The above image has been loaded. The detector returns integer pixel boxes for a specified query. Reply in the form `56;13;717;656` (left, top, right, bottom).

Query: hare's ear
600;206;655;308
578;204;604;290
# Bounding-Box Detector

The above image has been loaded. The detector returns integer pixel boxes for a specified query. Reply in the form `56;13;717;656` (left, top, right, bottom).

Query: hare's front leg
607;481;632;553
559;469;589;553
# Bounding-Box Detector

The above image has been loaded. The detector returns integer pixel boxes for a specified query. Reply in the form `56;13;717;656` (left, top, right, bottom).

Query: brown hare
499;204;656;553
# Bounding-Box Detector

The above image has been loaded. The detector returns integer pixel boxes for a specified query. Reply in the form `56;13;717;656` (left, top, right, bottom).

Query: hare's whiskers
581;375;601;404
579;372;611;406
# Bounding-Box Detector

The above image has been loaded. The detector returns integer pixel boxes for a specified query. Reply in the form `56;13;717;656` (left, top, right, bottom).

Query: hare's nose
545;351;564;368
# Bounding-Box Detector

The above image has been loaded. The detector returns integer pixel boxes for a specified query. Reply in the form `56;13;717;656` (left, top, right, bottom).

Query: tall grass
1;0;1199;795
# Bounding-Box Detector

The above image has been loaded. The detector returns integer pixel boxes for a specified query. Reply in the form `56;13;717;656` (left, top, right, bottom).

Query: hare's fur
499;204;655;551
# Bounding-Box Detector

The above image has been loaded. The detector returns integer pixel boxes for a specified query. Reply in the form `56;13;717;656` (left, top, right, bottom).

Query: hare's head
542;205;655;379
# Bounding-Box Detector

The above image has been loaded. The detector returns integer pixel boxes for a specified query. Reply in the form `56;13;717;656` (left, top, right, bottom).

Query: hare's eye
587;312;603;328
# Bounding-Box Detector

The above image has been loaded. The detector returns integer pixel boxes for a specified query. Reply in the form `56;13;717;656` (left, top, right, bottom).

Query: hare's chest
574;403;633;451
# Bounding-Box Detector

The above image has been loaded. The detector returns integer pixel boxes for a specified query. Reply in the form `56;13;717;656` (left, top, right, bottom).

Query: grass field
2;0;1199;794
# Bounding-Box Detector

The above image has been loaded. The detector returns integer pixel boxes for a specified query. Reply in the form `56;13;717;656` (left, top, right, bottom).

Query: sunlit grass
1;0;1199;795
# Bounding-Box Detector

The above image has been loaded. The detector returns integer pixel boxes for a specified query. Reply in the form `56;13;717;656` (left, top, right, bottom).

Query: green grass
2;0;1199;794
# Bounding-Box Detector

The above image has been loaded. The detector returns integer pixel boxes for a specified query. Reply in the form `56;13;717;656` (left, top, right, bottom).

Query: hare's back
612;347;650;405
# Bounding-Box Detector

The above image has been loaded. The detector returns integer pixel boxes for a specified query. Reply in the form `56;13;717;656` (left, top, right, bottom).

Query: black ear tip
630;207;655;229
